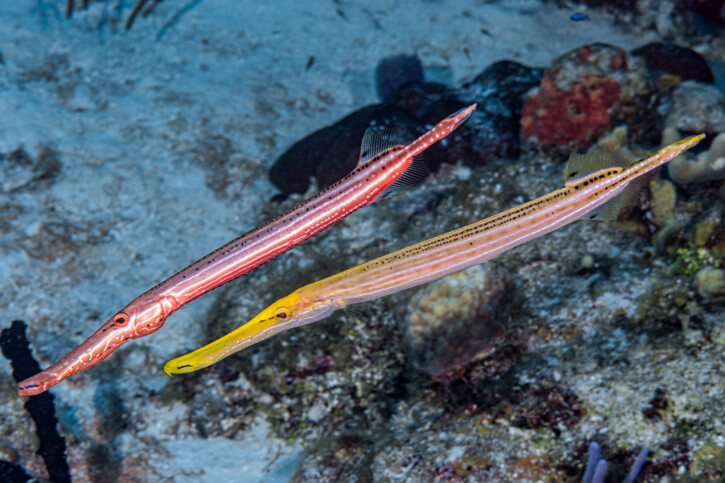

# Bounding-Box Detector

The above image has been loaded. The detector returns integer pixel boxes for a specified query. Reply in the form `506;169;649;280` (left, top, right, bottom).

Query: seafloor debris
511;383;586;432
695;266;725;296
402;264;510;376
691;442;725;475
0;145;61;195
65;0;160;30
642;387;669;422
0;321;70;483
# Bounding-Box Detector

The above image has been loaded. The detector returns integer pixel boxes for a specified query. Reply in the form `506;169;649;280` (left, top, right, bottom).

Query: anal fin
585;175;651;221
379;155;431;198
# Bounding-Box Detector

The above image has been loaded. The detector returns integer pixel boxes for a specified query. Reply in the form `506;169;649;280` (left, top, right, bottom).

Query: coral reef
582;442;649;483
663;80;725;134
551;0;698;39
667;130;725;184
521;44;656;151
3;1;724;481
402;264;510;377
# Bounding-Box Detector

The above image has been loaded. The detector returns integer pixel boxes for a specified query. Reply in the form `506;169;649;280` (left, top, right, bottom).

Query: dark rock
692;0;725;26
375;54;424;102
388;81;461;122
632;42;715;84
388;62;543;168
569;0;638;13
388;81;471;170
269;104;419;195
457;60;543;165
270;60;542;195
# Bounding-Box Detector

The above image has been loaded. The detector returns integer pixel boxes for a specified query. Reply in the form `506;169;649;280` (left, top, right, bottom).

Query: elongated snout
17;321;134;397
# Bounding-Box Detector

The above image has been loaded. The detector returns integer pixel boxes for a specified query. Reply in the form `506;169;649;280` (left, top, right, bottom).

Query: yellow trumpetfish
165;135;704;375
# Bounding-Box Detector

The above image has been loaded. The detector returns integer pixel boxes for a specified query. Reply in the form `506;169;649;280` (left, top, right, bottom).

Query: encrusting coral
666;128;725;184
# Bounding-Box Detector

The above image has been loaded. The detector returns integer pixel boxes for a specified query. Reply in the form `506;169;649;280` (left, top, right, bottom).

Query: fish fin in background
586;175;653;221
564;149;633;184
358;126;409;163
566;148;653;221
342;303;364;319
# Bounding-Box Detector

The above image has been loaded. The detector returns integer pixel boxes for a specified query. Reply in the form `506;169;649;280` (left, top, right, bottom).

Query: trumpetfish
164;134;705;375
17;104;476;396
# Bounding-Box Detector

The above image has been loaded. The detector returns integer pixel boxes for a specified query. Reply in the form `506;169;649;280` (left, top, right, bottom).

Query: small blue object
571;12;588;21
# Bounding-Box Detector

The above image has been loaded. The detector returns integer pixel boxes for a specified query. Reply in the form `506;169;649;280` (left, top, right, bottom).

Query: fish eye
113;313;129;327
275;307;291;319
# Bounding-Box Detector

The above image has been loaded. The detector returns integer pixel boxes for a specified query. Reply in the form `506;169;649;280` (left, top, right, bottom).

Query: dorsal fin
564;148;637;185
571;147;653;221
358;126;409;164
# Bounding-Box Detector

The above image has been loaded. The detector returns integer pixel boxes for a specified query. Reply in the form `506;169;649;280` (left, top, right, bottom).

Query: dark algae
0;321;71;483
